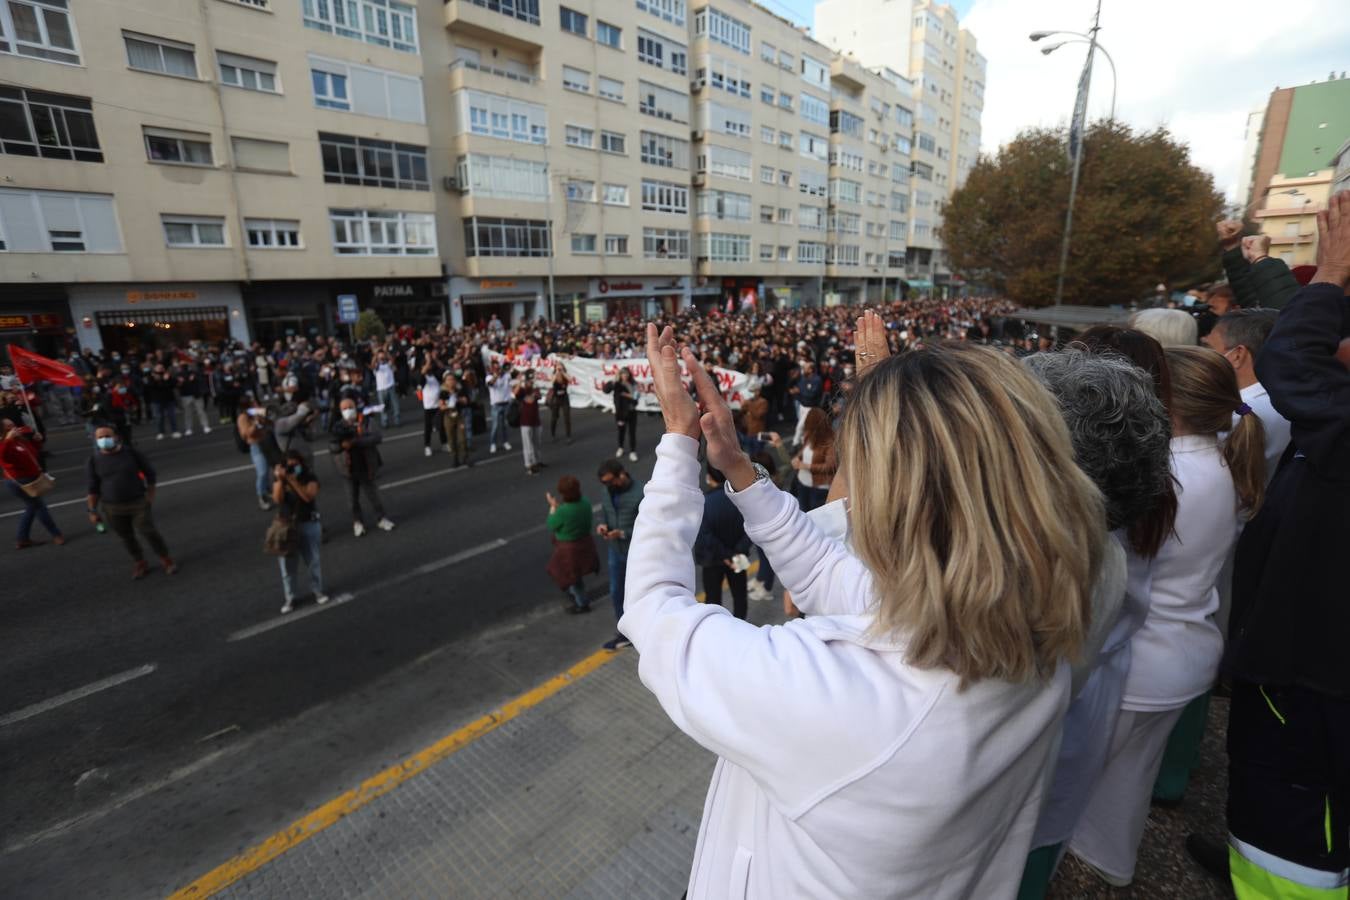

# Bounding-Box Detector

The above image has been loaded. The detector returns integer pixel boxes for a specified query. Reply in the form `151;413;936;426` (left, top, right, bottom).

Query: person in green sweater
545;475;599;613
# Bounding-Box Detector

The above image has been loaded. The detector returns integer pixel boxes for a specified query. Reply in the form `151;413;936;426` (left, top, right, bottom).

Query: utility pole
1052;0;1102;309
542;140;557;323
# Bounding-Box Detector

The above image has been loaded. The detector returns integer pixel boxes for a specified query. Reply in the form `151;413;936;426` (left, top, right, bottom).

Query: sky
775;0;1349;201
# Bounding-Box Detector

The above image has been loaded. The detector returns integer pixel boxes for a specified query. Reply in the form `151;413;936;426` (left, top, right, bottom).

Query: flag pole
1052;0;1102;313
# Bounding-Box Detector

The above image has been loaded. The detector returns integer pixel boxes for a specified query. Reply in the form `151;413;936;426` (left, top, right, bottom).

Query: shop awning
97;306;228;326
1007;305;1132;330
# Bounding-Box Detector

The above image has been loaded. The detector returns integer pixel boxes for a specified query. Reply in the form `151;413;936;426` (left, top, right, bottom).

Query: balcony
444;0;543;51
448;57;539;95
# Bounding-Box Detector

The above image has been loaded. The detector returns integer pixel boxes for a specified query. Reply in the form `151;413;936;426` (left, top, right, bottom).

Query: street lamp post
1039;40;1118;121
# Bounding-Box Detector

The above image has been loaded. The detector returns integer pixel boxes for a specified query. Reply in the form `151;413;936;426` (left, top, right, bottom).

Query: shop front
0;284;74;358
585;277;688;322
449;277;544;329
67;283;249;354
699;278;760;315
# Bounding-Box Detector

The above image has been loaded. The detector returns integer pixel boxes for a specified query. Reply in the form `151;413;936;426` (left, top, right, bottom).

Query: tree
941;122;1225;307
354;309;386;341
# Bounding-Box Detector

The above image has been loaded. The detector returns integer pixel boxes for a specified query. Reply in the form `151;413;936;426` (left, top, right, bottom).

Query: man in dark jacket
1217;220;1301;311
328;396;395;538
694;466;753;621
597;458;643;650
1189;193;1350;896
86;424;175;579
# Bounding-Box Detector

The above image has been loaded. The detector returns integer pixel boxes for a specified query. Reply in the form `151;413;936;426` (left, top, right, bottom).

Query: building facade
813;0;984;295
1;0;923;356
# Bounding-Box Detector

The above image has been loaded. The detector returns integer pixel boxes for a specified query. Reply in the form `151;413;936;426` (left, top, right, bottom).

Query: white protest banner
480;348;762;412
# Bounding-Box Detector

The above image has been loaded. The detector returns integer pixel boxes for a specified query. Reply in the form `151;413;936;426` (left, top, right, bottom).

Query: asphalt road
1;400;659;898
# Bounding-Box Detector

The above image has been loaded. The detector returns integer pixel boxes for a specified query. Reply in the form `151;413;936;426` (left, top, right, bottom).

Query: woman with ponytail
1068;345;1265;888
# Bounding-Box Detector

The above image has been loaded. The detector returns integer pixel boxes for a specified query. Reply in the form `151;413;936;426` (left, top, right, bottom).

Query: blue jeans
756;546;775;591
278;520;323;601
489;402;510;447
6;478;61;542
378;387;400;427
249;443;271;498
608;546;628;621
154;400;178;435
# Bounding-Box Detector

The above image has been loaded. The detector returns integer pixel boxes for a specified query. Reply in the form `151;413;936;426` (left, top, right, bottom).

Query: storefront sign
373;284;415;298
590;277;684;298
479;280;516;290
0;315;30;329
32;313;64;329
127;290;198;303
481;349;763;411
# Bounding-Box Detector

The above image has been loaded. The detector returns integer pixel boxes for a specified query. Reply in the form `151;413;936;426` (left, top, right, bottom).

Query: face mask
96;436;117;450
341;408;357;422
291;464;303;475
283;391;295;400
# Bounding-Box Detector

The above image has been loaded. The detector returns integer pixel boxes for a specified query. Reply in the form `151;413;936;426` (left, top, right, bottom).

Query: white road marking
0;663;158;727
226;592;357;642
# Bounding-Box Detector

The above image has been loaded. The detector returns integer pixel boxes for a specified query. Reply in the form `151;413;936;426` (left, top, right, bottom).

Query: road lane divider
0;663;158;727
166;647;620;899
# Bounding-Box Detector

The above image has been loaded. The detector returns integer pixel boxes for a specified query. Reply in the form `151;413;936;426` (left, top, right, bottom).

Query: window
565;124;594;148
798;204;824;230
597;21;621;48
2;1;80;65
777;245;790;261
245;218;301;249
639;81;688;123
332;208;436;255
889;220;906;240
563;65;590;93
231;136;290;173
830;109;865;138
917;131;936;153
144;127;213;165
601;131;626;154
463;216;550;257
693;8;749;54
560;6;587;36
828;210;860;233
830;147;863;171
777;50;793;71
800;93;828;126
640;131;689;169
778;92;792;111
759;242;773;261
311;69;349;110
827;243;859;266
830;178;862;204
124;31;197;78
699;144;750;181
598;76;624;102
641;179;689;214
310;56;424;123
604;233;628;255
779;131;793;149
564;179;596;202
760;126;775;144
796;241;825;264
800;54;827;87
571;233;597;253
162;215;227;247
0;87;102;161
798;168;827;197
0;188;120;252
776;207;792;224
760;165;774;184
637;30;687;75
760;204;773;224
456;154;549;201
699;55;751;98
602;183;629;206
636;0;684;28
217;52;278;93
696;189;750;220
701;101;750;139
698;231;749;262
759;41;775;63
643;227;688;259
800;131;827;161
460;89;547;144
320;132;428;190
778;168;792;186
911;160;933;181
463;0;539;25
895;135;912;155
760;86;774;106
301;0;417;53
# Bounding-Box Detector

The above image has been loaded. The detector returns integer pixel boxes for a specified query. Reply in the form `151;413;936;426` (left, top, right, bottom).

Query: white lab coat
620;435;1073;899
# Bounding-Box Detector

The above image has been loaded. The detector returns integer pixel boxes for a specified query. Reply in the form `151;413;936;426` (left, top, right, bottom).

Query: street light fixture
1040;39;1118;121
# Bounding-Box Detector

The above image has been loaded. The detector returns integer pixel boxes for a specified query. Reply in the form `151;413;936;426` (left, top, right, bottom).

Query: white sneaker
628;451;638;462
315;593;330;606
184;429;193;437
424;446;432;457
747;581;770;602
203;426;212;434
353;522;366;537
377;518;396;531
172;431;182;439
490;443;497;454
280;599;293;615
615;447;624;458
156;433;164;440
504;441;512;450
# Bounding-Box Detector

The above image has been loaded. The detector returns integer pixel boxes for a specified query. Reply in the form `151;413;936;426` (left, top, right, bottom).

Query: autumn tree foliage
941;122;1225;307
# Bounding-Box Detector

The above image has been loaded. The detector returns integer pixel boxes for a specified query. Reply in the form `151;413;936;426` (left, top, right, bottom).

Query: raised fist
1216;219;1243;251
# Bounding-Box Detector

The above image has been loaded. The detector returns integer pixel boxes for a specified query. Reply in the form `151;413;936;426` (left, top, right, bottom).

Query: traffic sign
337;294;359;324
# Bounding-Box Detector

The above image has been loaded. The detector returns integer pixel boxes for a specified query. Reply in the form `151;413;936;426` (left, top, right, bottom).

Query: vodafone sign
590;277;685;298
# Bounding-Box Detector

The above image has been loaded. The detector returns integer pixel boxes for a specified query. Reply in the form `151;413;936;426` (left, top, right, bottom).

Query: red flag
7;344;84;387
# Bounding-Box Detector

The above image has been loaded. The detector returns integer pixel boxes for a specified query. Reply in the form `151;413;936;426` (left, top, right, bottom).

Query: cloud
960;0;1350;200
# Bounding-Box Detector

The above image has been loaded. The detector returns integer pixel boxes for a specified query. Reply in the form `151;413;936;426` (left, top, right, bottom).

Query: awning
1007;305;1132;330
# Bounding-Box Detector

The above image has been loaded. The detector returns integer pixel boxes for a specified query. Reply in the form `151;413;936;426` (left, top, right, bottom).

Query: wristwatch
726;461;772;494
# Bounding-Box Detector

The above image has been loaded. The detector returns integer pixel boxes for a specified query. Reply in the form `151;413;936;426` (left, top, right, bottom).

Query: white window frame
559;6;587;36
460;89;547;145
698;231;749;262
601;183;629;206
564;124;595;148
0;86;102;161
796;240;825;264
144;128;214;166
244;217;302;249
456;154;550;201
562;65;590;93
301;0;418;53
800;93;829;126
0;187;123;253
601;130;626;155
643;226;689;259
1;0;81;65
640;131;689;169
311;68;349;110
124;31;198;79
696;189;750;221
636;0;684;27
162;214;228;248
596;20;621;49
598;76;624;102
700;144;751;182
217;51;280;93
640;178;689;214
570;233;597;254
604;233;628;255
310;54;425;124
564;179;596;202
693;8;749;54
639;80;688;124
330;208;437;256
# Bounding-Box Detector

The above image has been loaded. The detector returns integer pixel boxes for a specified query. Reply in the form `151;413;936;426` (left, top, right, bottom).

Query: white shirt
1121;434;1236;711
486;372;514;405
1231;381;1291;486
796;444;815;488
620;435;1071;899
420;374;441;410
374;363;395;392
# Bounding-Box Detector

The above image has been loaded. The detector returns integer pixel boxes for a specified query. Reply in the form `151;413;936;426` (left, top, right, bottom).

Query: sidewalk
195;635;1233;900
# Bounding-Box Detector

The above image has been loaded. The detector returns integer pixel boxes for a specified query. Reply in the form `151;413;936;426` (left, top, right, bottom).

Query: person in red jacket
0;417;65;549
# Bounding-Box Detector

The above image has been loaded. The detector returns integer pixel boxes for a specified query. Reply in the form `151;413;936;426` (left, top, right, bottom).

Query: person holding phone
272;449;327;614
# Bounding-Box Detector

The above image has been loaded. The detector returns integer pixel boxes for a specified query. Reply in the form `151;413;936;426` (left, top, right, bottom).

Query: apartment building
814;0;983;295
1;0;919;354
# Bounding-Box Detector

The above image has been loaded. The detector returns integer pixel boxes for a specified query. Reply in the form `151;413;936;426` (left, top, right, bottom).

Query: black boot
1185;834;1229;882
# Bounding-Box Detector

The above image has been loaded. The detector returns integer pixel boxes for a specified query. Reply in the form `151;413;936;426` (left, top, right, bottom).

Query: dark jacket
604;378;638;418
1225;282;1350;697
328;414;383;480
1221;246;1301;311
795;373;824;407
143;374;176;406
87;445;156;504
600;477;643;554
694;486;752;568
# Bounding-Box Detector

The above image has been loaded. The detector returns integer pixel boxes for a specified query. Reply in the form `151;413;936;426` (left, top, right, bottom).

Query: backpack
506;398;521;429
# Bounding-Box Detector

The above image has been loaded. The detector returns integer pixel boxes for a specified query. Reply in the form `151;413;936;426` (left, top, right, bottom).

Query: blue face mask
96;436;117;450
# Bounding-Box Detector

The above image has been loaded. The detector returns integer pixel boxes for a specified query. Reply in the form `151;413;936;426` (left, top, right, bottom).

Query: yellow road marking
168;648;618;899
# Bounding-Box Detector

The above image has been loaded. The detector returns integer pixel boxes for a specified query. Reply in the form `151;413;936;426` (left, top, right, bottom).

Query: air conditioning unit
692;173;707;186
442;175;463;192
690;78;706;92
691;129;705;142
